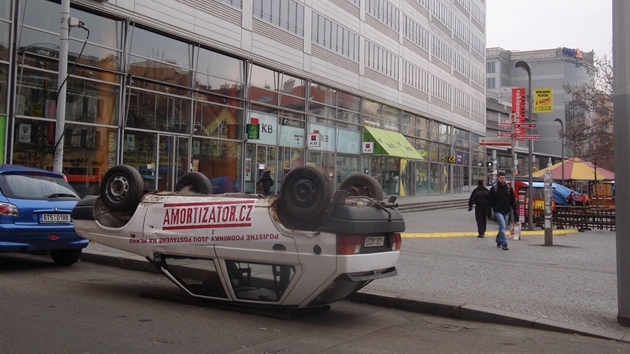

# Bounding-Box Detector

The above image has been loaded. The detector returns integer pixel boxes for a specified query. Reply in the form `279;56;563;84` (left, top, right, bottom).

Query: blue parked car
0;165;88;265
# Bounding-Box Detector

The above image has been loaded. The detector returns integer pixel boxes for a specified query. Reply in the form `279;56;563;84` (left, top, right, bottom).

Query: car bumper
0;224;88;252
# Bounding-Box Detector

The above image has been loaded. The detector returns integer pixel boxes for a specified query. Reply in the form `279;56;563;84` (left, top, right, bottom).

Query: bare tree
563;55;614;171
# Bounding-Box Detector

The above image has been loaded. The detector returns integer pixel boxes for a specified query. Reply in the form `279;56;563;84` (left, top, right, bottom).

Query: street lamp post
516;61;534;230
554;118;565;186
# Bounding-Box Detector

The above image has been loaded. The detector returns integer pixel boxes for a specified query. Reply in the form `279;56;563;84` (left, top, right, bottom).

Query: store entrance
245;143;277;194
122;131;189;191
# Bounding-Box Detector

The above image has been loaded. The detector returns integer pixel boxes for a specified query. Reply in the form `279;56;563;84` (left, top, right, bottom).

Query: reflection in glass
0;65;6;113
12;119;117;197
0;22;9;61
278;73;305;111
249;65;276;90
126;81;191;133
123;131;157;190
192;138;242;193
0;1;10;20
195;47;244;99
128;26;192;86
193;100;243;139
19;1;123;71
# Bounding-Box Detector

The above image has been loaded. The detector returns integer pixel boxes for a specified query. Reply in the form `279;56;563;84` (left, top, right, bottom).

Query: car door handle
273;244;286;251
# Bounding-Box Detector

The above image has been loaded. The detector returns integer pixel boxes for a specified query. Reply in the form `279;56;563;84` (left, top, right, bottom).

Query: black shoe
502;245;509;250
496;241;501;248
477;235;484;238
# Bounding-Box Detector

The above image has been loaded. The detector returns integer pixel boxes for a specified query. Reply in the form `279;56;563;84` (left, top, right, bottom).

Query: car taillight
0;203;19;216
337;234;362;255
391;233;401;251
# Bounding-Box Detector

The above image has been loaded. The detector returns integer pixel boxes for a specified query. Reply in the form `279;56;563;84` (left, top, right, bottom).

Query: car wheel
175;172;213;194
100;165;144;212
50;249;82;266
278;166;332;230
339;173;384;200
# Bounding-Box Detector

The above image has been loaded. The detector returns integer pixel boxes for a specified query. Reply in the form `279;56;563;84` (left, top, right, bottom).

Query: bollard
543;171;553;246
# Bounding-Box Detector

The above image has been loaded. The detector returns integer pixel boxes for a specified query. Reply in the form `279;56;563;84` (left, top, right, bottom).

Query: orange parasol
530;157;614;181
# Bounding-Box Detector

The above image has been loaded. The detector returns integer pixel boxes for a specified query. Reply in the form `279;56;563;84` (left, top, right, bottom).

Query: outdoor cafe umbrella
530;157;615;181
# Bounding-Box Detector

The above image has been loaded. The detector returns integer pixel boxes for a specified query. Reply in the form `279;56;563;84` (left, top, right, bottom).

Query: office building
485;46;594;173
0;0;487;196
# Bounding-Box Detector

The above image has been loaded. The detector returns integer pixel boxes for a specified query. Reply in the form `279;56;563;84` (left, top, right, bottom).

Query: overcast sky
486;0;613;58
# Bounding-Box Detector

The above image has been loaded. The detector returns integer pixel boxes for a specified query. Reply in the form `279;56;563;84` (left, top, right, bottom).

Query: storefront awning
386;131;424;160
363;127;423;160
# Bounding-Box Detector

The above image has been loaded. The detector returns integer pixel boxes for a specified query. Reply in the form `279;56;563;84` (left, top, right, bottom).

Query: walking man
489;172;517;250
258;167;273;196
468;179;490;238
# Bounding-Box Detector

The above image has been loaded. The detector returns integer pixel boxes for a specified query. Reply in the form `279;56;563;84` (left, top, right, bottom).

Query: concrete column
613;0;630;326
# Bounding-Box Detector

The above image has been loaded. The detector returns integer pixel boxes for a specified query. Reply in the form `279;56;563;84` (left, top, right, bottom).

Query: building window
486;61;496;73
486;77;495;89
430;0;453;30
312;12;359;61
403;15;430;52
402;61;430;93
219;0;242;9
253;0;305;37
366;0;400;32
365;41;399;79
431;36;451;66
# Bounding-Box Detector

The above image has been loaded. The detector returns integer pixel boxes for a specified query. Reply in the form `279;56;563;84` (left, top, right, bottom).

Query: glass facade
1;0;485;197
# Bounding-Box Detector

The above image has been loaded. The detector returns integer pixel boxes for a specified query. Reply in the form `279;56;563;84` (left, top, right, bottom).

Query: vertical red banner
511;88;526;122
511;88;526;139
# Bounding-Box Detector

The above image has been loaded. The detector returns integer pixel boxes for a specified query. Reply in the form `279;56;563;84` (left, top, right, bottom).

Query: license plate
364;236;384;247
41;214;71;223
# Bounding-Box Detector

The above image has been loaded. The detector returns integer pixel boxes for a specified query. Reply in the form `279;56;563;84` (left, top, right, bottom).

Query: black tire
175;172;213;194
100;165;144;212
50;249;82;266
279;166;332;230
339;173;384;200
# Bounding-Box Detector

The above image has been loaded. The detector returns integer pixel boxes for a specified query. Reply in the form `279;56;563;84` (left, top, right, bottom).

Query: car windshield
0;174;79;200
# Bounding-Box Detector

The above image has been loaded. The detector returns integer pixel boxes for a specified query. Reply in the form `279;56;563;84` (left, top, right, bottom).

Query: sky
486;0;613;58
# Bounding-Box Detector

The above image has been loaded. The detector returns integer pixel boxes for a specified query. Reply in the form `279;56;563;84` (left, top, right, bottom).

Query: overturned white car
72;165;404;309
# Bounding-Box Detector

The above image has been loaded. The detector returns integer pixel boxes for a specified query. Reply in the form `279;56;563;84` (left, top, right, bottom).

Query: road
1;252;629;353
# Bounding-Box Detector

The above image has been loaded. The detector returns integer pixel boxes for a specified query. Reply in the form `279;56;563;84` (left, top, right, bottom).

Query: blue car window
0;175;78;200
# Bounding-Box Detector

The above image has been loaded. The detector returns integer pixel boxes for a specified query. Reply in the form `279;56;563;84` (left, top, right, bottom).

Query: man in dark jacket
468;179;490;238
489;172;517;250
258;167;273;196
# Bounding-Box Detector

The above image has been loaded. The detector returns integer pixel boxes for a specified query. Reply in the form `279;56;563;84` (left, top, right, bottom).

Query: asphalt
79;192;630;343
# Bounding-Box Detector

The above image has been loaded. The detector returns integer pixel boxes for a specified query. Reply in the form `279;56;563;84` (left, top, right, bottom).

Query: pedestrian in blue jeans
489;172;517;250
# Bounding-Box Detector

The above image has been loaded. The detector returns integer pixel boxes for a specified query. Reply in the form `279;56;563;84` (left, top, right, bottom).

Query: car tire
175;172;213;194
278;166;332;230
50;248;82;266
100;165;144;212
339;173;384;200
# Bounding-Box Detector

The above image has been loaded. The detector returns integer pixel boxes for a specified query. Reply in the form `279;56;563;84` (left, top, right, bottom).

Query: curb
79;247;630;343
347;289;630;342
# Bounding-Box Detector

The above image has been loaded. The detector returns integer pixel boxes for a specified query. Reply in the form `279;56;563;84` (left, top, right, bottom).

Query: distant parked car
0;165;88;265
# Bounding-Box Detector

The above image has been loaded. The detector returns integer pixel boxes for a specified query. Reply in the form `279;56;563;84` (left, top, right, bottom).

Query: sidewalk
80;192;630;342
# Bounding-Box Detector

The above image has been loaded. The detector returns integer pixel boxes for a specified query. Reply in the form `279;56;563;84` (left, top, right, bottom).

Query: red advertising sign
511;88;526;122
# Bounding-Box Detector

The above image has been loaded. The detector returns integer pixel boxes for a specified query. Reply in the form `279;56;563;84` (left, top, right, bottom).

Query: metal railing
539;206;617;231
